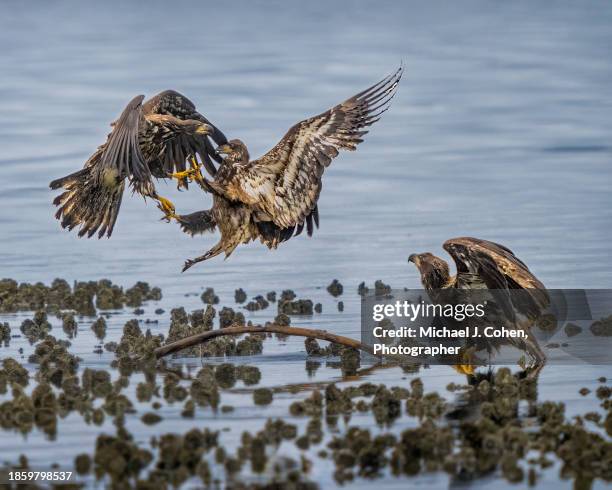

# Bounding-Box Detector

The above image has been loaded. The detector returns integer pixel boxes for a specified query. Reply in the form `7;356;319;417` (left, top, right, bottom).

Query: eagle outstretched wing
248;67;402;236
443;237;550;320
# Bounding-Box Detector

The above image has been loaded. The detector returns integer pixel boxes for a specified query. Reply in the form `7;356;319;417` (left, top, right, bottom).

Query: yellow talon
156;195;177;221
189;156;205;184
168;158;205;189
452;346;477;376
453;364;475;376
168;169;196;180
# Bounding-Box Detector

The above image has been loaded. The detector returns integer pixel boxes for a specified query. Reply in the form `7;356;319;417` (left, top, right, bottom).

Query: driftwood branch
154;324;379;359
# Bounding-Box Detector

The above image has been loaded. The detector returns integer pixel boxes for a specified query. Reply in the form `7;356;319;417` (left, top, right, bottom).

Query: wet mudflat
0;278;610;489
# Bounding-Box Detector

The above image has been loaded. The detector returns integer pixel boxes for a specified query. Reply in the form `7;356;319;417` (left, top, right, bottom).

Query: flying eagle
408;237;550;365
50;91;227;238
171;67;403;271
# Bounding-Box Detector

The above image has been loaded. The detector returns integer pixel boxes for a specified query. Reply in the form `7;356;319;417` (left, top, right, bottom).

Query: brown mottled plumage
50;91;227;238
409;237;550;364
177;67;403;271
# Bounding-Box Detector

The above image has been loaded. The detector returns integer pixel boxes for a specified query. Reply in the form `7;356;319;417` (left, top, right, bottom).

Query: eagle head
408;252;450;289
181;120;213;135
216;139;250;167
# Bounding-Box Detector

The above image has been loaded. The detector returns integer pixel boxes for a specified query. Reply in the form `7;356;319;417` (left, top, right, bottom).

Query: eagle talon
155;195;177;221
453;346;477;376
168;158;205;186
168;169;196;181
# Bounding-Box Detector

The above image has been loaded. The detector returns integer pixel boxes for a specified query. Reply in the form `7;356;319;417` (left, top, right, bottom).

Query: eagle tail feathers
50;165;125;239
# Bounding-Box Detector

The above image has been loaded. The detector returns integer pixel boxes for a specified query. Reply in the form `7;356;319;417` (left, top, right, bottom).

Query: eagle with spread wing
170;67;403;271
50;91;227;238
408;237;550;367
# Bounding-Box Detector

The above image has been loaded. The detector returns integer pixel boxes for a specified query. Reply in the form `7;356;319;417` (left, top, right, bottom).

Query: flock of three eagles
49;67;547;316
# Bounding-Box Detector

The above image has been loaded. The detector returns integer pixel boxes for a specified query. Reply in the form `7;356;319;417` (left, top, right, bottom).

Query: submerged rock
281;290;297;302
590;315;612;336
234;288;247;303
279;298;314;315
125;281;162;308
1;358;29;387
61;312;78;339
219;307;245;328
327;279;344;297
93;432;153;484
201;288;220;305
245;295;270;311
190;307;215;331
141;412;163;425
374;280;391;296
236;365;261;386
253;388;273;406
164;307;215;357
20;310;52;343
274;313;291;326
74;453;92;475
0;322;10;347
564;323;582;337
91;317;107;341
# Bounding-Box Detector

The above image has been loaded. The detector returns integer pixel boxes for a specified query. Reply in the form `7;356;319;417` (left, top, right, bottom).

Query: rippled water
0;1;611;488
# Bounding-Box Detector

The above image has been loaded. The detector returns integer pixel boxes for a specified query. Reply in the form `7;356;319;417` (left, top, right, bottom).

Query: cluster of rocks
285;369;612;486
1;276;611;489
0;278;161;316
358;280;392;297
164;306;262;357
276;290;321;316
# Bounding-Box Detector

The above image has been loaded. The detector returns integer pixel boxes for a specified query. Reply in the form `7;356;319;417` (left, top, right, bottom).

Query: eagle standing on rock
50;91;227;238
408;237;550;368
170;67;403;271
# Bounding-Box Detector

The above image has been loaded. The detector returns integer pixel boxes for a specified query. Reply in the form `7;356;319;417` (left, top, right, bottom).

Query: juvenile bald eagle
408;237;550;366
171;67;402;271
50;91;227;238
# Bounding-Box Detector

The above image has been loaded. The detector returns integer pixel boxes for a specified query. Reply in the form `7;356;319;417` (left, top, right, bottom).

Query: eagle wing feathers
443;237;550;320
143;90;228;178
98;94;151;193
249;67;402;233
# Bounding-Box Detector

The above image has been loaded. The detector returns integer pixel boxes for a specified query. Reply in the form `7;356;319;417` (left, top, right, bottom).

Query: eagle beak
196;124;214;135
215;144;231;156
408;253;419;265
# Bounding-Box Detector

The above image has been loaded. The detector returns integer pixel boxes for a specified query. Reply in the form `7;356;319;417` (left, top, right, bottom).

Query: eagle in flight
50;91;227;238
408;237;550;368
171;67;403;271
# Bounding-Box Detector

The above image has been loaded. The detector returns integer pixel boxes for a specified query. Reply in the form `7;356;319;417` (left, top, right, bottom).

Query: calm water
0;1;611;488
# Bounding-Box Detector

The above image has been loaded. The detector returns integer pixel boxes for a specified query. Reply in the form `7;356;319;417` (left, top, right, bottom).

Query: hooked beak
196;123;214;135
215;144;231;156
408;253;419;265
